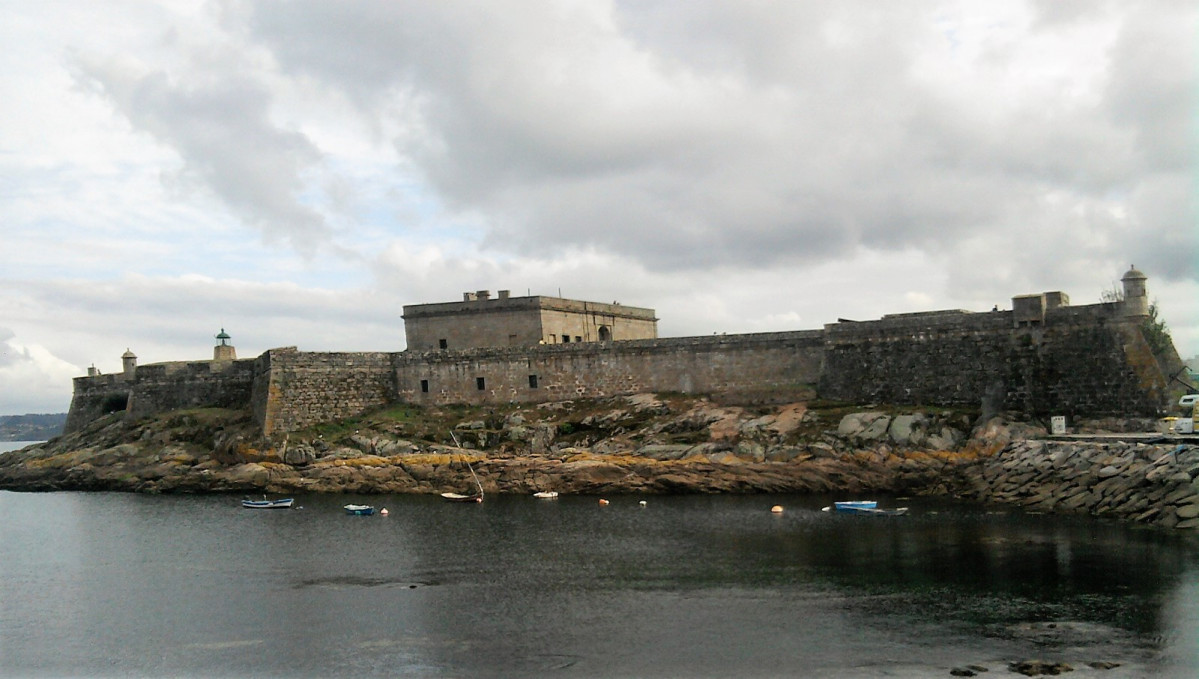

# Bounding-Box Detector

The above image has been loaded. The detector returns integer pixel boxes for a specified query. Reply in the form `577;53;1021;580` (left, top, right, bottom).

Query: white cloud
0;332;81;415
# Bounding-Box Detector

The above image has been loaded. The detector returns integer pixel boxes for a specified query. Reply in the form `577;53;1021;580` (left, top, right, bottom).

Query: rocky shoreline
960;437;1199;529
2;394;1196;530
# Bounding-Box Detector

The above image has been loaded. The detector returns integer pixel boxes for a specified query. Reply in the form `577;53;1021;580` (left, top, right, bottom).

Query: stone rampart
393;331;825;406
819;306;1164;417
64;374;133;433
253;349;397;435
967;440;1199;529
126;359;256;420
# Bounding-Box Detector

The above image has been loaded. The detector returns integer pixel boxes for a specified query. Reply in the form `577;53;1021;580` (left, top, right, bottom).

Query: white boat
533;491;559;499
343;504;375;515
241;497;294;509
440;492;482;503
442;460;484;503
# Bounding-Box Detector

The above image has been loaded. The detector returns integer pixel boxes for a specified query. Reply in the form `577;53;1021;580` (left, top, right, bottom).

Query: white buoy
771;505;784;514
639;500;647;507
380;508;389;516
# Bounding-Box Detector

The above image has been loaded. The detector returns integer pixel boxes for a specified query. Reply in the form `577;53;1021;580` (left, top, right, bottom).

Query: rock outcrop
2;395;1195;530
0;397;983;498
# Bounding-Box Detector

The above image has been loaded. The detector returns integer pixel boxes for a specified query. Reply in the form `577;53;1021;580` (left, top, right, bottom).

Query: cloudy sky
1;0;1195;416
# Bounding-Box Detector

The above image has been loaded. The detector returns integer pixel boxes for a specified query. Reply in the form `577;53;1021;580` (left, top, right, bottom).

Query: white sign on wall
1051;416;1066;435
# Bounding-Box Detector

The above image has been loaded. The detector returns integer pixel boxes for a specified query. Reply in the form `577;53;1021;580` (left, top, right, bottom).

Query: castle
64;267;1188;437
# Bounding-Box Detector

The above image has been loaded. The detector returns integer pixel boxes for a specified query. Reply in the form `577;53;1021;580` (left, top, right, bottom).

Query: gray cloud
73;55;330;255
227;1;1194;280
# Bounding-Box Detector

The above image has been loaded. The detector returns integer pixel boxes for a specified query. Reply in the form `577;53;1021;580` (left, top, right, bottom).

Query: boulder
926;426;962;450
734;441;765;462
837;412;890;441
282;444;316;466
1175;503;1199;520
224;463;271;488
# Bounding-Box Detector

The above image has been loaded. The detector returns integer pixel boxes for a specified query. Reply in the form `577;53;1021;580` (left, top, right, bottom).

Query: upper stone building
402;290;658;351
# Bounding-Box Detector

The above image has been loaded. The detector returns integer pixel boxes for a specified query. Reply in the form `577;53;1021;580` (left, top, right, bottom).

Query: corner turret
121;349;137;379
1121;265;1149;318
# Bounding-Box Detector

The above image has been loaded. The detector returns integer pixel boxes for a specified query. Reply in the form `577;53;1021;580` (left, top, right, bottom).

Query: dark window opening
599;326;612;341
476;377;486;390
575;336;582;343
562;335;570;343
528;374;538;388
420;379;429;393
438;338;448;349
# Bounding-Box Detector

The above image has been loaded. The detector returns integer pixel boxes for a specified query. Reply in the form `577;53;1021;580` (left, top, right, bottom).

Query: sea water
1;484;1198;677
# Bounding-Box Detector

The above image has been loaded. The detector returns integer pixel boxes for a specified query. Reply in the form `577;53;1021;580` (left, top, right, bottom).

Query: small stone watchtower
121;349;137;379
1121;265;1149;318
214;328;236;361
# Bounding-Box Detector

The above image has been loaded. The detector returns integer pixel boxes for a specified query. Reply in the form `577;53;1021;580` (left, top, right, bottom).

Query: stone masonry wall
819;307;1164;417
1004;323;1164;417
64;374;132;434
64;360;256;434
393;331;825;406
125;359;256;420
254;349;397;435
820;312;1013;408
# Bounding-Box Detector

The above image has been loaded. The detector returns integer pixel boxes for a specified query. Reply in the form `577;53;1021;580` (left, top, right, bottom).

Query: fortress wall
1006;323;1165;417
250;350;279;435
65;292;1180;437
63;374;133;433
820;312;1013;408
253;350;397;435
819;307;1164;416
125;359;257;420
394;331;825;406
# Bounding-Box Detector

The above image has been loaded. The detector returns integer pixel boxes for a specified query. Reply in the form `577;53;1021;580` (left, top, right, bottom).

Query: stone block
1175;504;1199;520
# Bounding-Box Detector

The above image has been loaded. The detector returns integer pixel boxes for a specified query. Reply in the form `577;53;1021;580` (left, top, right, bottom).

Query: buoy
771;505;784;514
380;508;389;516
599;499;610;506
639;500;647;507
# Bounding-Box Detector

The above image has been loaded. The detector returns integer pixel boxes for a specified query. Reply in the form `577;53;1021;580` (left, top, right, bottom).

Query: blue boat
343;504;375;516
822;501;908;516
242;497;294;509
833;501;877;512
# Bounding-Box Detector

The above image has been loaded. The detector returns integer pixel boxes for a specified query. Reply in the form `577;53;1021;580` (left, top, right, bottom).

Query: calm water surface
1;447;1198;678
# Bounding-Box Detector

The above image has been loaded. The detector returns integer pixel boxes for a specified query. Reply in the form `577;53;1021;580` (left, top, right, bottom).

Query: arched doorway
598;326;612;342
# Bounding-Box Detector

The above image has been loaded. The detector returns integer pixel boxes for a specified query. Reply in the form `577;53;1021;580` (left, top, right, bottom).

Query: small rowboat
822;500;908;516
533;491;559;499
833;501;877;512
242;497;294;509
440;492;482;503
343;504;375;515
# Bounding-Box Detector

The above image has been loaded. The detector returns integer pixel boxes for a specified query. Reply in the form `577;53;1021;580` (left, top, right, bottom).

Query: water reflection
2;491;1198;677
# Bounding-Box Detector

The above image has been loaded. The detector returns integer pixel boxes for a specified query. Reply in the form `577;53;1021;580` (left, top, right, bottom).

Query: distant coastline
0;413;65;442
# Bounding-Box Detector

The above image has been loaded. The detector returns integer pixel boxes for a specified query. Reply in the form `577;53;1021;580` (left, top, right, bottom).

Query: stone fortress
64;267;1190;438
